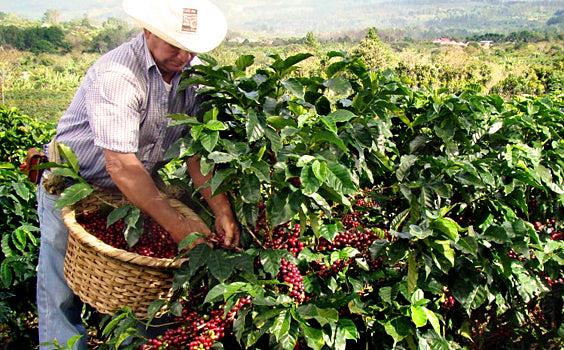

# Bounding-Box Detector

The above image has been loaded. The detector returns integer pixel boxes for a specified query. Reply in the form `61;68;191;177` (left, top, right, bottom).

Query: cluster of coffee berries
317;228;381;252
77;211;128;250
318;197;392;252
507;248;527;262
441;287;456;309
544;275;564;287
533;218;564;240
278;258;305;303
141;296;251;350
265;222;305;255
77;210;178;259
134;217;178;259
309;258;350;279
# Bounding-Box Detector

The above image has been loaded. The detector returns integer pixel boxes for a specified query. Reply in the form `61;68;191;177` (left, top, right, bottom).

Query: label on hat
182;9;198;33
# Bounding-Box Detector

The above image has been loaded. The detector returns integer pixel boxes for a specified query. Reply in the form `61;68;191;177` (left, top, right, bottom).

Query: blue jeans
36;184;87;350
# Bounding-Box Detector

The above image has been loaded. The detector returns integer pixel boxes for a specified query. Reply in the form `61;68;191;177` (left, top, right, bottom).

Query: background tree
302;31;320;50
89;17;137;53
41;9;60;25
353;27;395;70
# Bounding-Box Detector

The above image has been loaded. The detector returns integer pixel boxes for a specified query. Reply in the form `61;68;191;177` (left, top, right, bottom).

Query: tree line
1;9;564;55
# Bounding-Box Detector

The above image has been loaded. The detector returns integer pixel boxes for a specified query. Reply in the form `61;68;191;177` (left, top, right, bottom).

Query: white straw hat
122;0;227;53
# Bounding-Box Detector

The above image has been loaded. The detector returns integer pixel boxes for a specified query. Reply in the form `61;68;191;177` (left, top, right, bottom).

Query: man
36;0;239;348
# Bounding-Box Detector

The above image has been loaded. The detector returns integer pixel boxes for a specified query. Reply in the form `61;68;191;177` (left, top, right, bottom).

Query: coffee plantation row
2;51;564;349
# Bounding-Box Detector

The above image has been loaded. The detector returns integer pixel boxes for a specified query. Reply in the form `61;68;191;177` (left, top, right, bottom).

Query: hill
2;0;564;38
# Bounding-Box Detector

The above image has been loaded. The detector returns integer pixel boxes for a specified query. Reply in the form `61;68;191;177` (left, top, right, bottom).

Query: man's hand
215;213;241;249
172;216;212;247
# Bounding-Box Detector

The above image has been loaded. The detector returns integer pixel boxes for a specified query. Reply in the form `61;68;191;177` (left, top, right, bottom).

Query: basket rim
62;206;186;269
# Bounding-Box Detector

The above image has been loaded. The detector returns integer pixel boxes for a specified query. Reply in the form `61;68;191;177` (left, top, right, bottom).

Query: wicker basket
62;188;202;319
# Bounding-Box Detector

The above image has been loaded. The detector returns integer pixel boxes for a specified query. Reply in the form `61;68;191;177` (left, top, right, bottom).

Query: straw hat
123;0;227;53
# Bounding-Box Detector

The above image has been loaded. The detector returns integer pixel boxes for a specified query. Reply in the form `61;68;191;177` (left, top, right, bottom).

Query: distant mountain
2;0;564;37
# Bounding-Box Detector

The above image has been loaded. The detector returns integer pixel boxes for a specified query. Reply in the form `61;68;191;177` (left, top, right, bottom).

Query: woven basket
62;188;203;319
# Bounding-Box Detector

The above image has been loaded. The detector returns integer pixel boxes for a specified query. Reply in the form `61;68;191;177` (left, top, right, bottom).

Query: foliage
0;162;41;349
88;17;138;54
0;104;55;163
353;28;395;70
0;25;70;53
93;52;564;349
0;104;54;348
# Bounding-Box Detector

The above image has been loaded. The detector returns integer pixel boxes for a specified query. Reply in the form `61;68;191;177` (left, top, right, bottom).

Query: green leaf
247;111;266;143
205;283;228;303
178;232;206;251
102;312;128;337
282;78;305;99
302;324;325;350
1;262;13;288
297;304;339;326
250;161;271;182
318;224;339;241
423;306;442;335
50;167;86;182
407;252;418;295
123;207;144;247
205;120;227;131
260;249;285;276
207;250;234;282
271;309;291;341
411;305;427;327
147;299;167;318
65;335;85;349
200;130;219;152
211;167;237;196
54;183;94;209
208;151;237;164
57;143;80;173
241;173;261;203
235;54;255;71
382;316;412;344
301;164;322;195
267;188;302;226
187;243;213;272
311;160;327;181
429;239;455;270
107;205;132;227
396;155;417;182
282;53;314;70
337;318;359;340
325;161;357;195
12;181;30;201
431;217;460;240
306;192;332;217
277;326;299;350
323;77;353;96
311;130;348;153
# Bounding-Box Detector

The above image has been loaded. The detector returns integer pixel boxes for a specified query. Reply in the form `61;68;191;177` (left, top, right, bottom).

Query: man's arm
104;150;211;245
186;155;240;248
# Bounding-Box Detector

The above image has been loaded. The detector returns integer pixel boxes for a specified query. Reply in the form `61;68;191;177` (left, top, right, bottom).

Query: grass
3;89;75;123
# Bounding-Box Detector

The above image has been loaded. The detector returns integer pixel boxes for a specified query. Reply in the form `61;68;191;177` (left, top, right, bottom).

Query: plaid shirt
55;33;199;188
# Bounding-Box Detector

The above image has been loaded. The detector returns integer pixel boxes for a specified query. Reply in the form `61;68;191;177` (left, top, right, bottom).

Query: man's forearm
104;150;196;241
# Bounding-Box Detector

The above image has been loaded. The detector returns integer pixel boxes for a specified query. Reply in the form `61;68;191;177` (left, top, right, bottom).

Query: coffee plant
3;49;564;349
0;105;55;164
0;106;55;348
89;51;564;350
